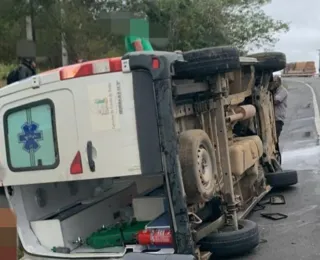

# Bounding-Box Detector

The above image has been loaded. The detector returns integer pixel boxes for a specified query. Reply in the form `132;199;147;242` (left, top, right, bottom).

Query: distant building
282;61;316;77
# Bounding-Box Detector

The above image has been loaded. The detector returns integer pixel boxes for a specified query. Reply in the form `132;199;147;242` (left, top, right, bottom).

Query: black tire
199;220;260;258
174;46;241;79
265;170;298;188
247;52;286;72
179;130;218;204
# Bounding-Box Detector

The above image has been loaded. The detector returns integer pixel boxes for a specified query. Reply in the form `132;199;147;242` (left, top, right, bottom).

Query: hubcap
197;146;213;189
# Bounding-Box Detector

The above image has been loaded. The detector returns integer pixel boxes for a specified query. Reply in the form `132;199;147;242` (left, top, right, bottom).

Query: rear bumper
21;252;195;260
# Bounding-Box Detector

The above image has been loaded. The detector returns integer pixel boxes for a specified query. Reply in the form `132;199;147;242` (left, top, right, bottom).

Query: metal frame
253;71;280;172
154;78;195;255
155;74;243;257
132;52;269;255
211;75;238;229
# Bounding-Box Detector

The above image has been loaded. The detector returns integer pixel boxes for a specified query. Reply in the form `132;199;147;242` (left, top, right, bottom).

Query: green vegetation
0;63;43;87
0;64;15;79
18;247;23;259
0;0;289;67
0;64;15;87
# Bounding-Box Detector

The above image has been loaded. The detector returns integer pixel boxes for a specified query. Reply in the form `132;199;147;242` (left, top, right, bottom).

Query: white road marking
294;80;320;142
288;204;318;216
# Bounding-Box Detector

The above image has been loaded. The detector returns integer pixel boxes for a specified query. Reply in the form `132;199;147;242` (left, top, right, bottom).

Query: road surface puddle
282;146;320;170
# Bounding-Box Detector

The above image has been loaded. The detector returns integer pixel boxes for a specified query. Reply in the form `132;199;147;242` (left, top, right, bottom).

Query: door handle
86;141;95;172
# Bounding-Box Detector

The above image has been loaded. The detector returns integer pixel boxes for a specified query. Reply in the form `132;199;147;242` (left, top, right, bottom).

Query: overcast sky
261;0;320;70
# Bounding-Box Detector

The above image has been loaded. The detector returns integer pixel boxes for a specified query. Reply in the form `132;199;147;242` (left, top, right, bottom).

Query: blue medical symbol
18;121;43;153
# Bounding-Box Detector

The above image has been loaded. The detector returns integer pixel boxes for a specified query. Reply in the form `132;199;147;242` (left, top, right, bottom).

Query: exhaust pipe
227;105;256;123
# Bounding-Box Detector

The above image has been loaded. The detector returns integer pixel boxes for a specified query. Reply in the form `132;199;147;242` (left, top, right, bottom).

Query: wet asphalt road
234;78;320;260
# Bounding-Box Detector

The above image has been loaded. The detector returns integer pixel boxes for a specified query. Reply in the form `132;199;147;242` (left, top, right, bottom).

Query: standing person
7;57;36;85
18;57;36;79
125;18;154;52
272;75;288;140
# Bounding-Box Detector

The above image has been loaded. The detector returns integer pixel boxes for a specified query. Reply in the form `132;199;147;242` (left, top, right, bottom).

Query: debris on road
260;213;288;221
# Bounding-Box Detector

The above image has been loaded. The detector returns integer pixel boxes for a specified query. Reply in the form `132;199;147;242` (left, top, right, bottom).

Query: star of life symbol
18;121;43;153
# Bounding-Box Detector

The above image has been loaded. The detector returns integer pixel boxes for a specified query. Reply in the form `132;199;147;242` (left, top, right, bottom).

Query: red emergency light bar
59;57;123;80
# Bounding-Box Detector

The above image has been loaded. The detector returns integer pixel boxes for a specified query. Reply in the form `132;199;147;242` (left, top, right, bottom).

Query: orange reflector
59;62;94;80
70;151;83;174
109;57;122;72
152;58;160;69
59;57;123;80
74;63;94;77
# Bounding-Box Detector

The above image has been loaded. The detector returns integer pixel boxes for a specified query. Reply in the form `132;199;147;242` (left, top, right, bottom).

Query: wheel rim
197;146;213;189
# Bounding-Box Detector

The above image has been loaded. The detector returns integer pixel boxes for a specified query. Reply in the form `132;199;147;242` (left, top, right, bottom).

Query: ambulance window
4;99;59;171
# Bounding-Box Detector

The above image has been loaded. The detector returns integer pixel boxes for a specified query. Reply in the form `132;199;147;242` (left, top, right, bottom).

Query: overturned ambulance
0;47;297;260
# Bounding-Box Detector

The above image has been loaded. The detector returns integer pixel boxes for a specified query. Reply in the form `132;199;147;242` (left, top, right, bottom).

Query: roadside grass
0;63;46;88
0;63;15;87
18;248;23;259
0;63;15;79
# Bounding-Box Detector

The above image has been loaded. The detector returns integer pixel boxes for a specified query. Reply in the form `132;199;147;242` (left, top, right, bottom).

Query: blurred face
273;77;281;89
270;82;277;91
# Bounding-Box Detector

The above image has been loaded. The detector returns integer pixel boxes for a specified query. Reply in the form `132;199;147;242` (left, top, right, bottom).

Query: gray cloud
258;0;320;70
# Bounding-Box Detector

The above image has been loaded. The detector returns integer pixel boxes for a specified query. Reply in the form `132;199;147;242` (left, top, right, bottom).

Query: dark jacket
19;60;36;79
6;60;36;85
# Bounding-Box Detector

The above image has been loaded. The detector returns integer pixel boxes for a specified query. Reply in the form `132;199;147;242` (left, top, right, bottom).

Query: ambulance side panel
71;71;163;179
0;70;163;186
0;86;78;186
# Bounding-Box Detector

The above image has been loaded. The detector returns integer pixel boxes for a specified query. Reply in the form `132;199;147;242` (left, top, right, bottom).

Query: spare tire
247;52;286;72
174;46;241;79
199;220;260;258
179;130;218;204
265;169;298;188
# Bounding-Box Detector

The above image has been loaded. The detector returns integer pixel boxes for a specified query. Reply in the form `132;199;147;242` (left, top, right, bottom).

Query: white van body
1;61;143;186
1;56;174;259
2;52;279;260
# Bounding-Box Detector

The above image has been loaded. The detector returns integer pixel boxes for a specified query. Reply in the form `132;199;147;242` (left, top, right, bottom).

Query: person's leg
275;120;284;140
275;120;284;165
